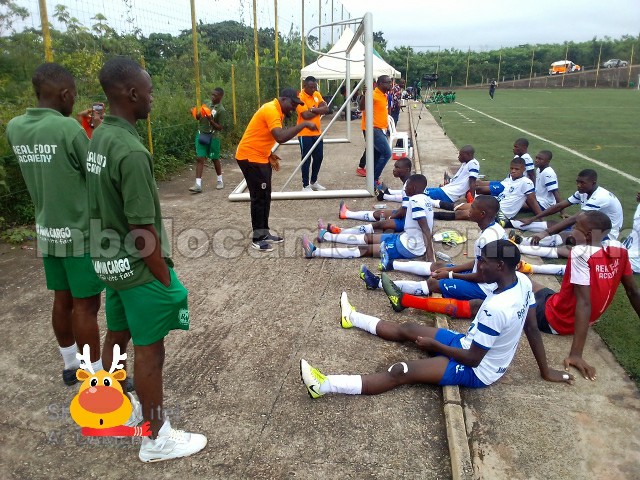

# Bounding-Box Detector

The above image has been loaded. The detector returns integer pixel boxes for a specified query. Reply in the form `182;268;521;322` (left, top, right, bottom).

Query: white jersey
460;272;535;385
441;158;480;201
400;193;433;255
472;222;508;295
516;153;534;172
497;175;535;219
568;186;623;239
400;180;410;209
622;203;640;273
535;166;559;210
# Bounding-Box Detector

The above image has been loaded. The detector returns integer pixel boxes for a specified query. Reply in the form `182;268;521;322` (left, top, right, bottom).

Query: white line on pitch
456;102;640;185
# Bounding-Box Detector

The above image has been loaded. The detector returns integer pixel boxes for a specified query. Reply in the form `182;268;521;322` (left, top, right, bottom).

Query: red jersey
545;240;631;335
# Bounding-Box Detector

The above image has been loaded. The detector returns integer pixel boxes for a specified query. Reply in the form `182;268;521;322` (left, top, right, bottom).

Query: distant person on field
297;76;332;191
190;87;226;192
300;239;572;400
6;62;104;386
489;79;497;99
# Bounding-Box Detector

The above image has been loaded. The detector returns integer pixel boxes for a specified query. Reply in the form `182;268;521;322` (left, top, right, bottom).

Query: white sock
532;263;566;275
511;219;548;232
519;245;559;258
91;359;104;372
431;199;441;208
395;280;430;295
349;310;380;335
339;224;374;234
383;193;402;202
217;175;223;181
393;260;432;276
347;210;376;221
320;374;363;395
59;343;79;370
325;232;367;245
195;178;202;187
538;234;563;247
388;188;401;195
314;246;362;258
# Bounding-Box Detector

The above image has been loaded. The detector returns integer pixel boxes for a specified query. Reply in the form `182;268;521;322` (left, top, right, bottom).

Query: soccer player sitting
302;174;434;262
300;239;573;399
425;144;479;209
437;157;541;222
508;169;624;260
383;210;640;381
331;158;412;235
361;195;507;301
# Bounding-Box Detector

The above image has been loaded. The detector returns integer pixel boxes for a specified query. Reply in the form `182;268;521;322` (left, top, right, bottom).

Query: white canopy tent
300;27;401;80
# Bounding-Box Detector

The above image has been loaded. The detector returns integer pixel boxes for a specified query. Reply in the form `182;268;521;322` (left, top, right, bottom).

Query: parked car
549;60;582;75
602;59;629;68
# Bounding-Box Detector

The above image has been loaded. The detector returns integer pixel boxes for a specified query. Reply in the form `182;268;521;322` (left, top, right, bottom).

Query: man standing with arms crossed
87;57;206;462
6;63;104;385
358;75;392;185
297;76;331;191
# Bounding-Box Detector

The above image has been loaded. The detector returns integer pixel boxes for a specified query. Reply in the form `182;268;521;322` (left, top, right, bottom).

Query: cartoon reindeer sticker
70;344;150;437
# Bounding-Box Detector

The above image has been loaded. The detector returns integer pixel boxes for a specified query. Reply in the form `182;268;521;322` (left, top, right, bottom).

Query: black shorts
534;288;557;334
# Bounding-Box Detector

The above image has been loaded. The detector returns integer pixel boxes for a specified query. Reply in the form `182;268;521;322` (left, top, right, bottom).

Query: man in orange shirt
297;76;332;191
358;75;392;184
236;88;318;252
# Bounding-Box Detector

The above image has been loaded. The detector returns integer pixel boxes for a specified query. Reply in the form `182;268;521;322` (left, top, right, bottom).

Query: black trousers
237;159;272;241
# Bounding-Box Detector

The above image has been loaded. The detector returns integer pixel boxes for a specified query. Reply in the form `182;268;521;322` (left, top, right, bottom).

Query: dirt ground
0;110;453;479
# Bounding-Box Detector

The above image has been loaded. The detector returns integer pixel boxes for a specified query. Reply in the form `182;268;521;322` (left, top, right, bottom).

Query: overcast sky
13;0;640;52
341;0;640;50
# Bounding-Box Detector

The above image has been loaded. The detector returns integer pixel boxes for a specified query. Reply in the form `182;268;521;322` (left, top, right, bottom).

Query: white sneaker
310;182;326;191
125;393;143;427
138;419;207;463
302;186;313;192
216;179;224;190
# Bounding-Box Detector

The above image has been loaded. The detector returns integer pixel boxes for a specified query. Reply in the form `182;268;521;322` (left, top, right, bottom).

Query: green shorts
194;132;221;160
42;254;104;298
105;268;190;346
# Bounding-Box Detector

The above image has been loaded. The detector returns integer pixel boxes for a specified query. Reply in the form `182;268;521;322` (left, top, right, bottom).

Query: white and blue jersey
399;192;433;255
496;175;535;219
622;203;640;273
438;222;507;300
568;186;623;239
441;158;480;201
460;272;535;385
516;153;535;173
535;166;559;210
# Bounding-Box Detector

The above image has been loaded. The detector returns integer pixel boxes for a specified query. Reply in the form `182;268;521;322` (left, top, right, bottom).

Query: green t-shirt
198;101;227;137
86;115;171;290
6;108;90;257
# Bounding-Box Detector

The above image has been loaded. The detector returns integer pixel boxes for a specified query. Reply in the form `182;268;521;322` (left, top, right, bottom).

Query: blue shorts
393;218;405;231
434;329;487;388
426;187;453;203
380;233;420;260
438;278;488;300
489;181;505;196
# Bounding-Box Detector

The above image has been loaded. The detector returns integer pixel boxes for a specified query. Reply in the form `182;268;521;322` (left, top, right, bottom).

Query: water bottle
436;251;452;262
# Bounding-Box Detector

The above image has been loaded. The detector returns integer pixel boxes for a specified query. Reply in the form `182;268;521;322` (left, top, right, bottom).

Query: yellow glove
268;153;281;172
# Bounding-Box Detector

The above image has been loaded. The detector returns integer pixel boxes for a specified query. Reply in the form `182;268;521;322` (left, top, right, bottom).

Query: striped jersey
567;186;623;239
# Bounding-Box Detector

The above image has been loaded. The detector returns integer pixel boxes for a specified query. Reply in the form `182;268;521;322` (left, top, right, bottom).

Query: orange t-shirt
235;99;284;164
296;90;324;136
361;87;388;131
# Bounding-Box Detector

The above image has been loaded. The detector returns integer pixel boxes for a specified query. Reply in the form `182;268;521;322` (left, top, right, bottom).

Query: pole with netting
38;0;53;62
190;0;201;106
252;0;261;108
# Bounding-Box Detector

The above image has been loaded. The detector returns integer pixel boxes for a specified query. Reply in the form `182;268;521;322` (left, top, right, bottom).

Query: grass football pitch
428;87;640;385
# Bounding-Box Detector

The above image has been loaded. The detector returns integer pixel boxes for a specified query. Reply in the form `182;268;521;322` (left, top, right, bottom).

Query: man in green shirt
190;87;226;192
87;57;206;462
5;63;104;386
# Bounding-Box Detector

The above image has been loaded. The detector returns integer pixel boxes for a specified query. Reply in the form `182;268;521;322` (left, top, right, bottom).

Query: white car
602;59;629;68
